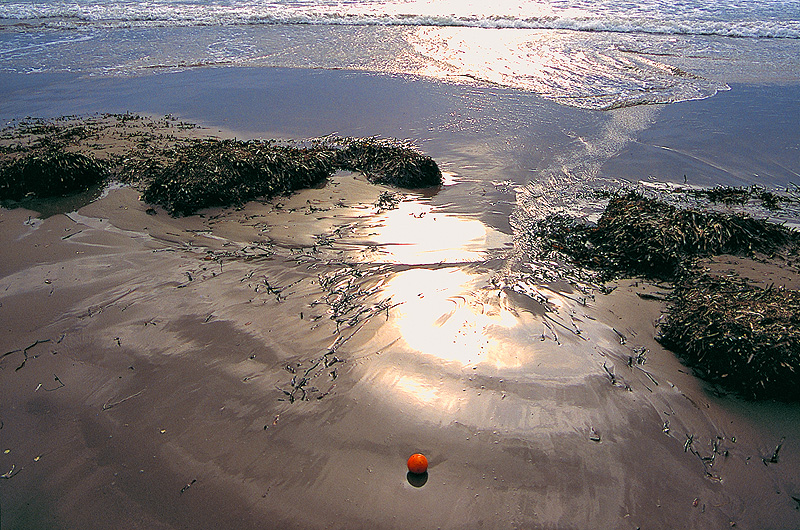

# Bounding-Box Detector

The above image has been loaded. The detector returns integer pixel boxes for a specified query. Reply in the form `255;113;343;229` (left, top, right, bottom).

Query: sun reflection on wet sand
384;268;522;368
394;374;440;404
365;200;492;264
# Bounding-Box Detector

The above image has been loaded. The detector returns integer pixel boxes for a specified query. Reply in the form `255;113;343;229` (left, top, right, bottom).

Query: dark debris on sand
0;150;108;201
0;116;442;213
687;184;796;211
138;139;336;216
140;136;442;215
660;273;800;401
531;190;800;401
536;192;793;281
333;136;442;188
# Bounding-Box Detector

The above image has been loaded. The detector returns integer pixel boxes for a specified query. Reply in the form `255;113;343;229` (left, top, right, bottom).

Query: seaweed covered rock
0;150;108;200
660;273;800;400
334;137;442;188
140;139;335;216
536;192;793;280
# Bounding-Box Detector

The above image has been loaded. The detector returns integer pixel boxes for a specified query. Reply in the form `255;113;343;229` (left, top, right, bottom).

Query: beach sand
2;72;800;530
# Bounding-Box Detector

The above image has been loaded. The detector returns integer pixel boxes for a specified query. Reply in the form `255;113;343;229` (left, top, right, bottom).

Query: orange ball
407;453;428;474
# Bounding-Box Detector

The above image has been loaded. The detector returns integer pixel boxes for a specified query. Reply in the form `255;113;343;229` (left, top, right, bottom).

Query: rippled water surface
1;0;799;109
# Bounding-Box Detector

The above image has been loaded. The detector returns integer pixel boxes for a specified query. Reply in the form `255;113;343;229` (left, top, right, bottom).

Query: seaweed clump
660;274;800;400
0;150;108;200
140;139;336;216
139;137;442;216
0;116;443;216
334;137;442;188
0;114;170;204
536;192;792;281
530;190;800;400
689;184;794;210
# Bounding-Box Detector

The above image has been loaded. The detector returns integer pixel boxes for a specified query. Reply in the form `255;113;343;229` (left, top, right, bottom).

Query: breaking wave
1;1;799;39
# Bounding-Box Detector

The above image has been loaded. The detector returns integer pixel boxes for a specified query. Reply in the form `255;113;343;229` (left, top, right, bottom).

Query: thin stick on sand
102;389;145;410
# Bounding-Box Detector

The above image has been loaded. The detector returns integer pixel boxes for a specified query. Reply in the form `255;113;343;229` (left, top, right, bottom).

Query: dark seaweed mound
334;137;442;188
529;190;800;400
535;192;791;281
0;151;108;200
140;137;442;215
0;115;442;216
140;139;336;216
660;274;800;400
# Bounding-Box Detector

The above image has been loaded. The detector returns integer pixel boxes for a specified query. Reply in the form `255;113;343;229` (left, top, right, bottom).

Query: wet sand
2;165;800;529
2;75;800;529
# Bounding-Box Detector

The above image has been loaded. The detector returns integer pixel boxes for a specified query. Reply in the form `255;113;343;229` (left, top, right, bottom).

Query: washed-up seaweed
140;136;442;215
0;116;442;215
0;114;167;202
529;190;800;400
139;139;337;216
333;137;442;188
0;119;93;155
535;191;793;281
687;185;795;210
659;273;800;400
0;150;108;200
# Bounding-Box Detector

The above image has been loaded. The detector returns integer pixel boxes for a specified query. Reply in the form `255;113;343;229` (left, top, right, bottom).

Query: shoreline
3;67;799;183
2;115;800;529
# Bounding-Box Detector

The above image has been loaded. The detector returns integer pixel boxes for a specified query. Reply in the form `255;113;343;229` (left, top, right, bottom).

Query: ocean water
1;0;799;110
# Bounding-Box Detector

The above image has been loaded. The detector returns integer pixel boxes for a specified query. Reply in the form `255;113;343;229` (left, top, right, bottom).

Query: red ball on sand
407;453;428;474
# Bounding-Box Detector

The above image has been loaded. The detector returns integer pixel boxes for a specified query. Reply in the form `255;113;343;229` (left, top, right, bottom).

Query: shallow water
2;0;799;109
